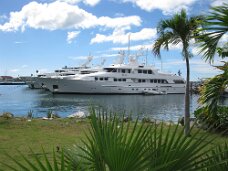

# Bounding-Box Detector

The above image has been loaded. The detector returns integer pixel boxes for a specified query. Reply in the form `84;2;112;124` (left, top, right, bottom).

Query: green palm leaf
197;3;228;62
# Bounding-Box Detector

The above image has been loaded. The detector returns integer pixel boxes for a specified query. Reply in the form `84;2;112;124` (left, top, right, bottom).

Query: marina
0;85;202;122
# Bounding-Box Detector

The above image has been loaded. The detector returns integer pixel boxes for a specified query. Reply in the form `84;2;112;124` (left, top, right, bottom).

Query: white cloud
58;0;101;6
14;41;26;44
211;0;227;6
123;0;197;15
9;69;19;73
91;27;156;44
0;1;141;32
83;0;101;6
21;65;28;68
67;31;80;43
0;15;7;21
111;43;153;51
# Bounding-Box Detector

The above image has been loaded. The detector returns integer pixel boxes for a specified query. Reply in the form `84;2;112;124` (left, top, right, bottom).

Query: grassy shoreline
0;117;227;169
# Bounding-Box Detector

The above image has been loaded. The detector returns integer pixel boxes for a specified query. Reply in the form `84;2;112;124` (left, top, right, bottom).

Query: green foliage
47;110;60;119
196;3;228;62
194;106;228;133
1;112;14;119
152;9;202;136
27;110;33;119
0;147;72;171
199;62;228;114
2;109;228;170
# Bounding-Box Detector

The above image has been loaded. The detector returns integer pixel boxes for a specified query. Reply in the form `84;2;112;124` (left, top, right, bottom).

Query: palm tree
197;3;228;62
197;3;228;117
198;61;228;117
152;9;202;136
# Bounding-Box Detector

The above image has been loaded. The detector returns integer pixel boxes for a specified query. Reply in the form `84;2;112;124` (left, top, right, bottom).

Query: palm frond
199;61;228;114
197;3;228;62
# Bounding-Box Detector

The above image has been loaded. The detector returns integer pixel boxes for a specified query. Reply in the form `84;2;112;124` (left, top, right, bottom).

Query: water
0;85;227;122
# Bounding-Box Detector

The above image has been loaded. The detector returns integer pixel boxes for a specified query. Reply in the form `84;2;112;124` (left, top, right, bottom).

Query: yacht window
104;68;111;72
127;69;131;73
148;70;153;74
161;80;164;83
112;69;117;72
154;79;157;83
105;77;108;81
150;79;153;83
158;80;161;83
143;70;147;74
114;78;117;81
142;79;145;83
138;79;142;83
100;77;103;81
95;77;98;81
118;78;122;81
122;69;125;73
123;78;126;82
53;85;58;89
164;80;168;83
138;70;142;73
174;80;185;84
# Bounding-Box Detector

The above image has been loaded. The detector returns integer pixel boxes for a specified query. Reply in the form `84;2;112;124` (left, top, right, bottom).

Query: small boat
142;90;167;95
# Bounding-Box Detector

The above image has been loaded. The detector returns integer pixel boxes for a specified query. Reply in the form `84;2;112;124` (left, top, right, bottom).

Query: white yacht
20;55;94;89
41;62;186;94
20;66;87;89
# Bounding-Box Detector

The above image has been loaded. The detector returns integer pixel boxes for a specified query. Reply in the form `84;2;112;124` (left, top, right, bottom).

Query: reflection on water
0;85;227;122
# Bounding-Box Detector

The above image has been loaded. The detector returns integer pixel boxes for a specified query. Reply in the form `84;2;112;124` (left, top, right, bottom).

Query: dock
0;82;26;85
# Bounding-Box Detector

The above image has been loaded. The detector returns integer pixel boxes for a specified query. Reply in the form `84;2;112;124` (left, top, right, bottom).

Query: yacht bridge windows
94;76;169;84
138;69;153;74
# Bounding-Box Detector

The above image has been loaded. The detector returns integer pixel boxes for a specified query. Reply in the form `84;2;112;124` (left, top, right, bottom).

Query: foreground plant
1;109;228;170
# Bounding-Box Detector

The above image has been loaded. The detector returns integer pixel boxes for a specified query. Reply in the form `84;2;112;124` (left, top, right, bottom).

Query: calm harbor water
0;85;227;122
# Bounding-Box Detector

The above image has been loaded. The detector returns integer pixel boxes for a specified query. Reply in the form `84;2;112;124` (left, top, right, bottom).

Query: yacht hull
41;78;185;94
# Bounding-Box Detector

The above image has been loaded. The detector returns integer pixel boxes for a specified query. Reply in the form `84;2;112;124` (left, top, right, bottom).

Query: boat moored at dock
41;62;186;94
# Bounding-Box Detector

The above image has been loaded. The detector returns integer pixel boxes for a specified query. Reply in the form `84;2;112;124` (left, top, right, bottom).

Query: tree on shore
152;10;202;136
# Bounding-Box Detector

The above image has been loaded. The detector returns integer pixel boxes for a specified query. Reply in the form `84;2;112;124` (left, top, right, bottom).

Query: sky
0;0;227;80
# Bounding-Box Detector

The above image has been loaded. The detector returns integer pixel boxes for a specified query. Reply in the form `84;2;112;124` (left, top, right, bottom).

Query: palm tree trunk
184;50;190;136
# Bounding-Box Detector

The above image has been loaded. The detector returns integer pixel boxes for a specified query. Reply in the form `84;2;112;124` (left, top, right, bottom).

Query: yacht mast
128;34;131;63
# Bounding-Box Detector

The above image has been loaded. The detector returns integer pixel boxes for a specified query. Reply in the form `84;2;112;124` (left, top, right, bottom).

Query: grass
0;117;227;170
0;117;89;169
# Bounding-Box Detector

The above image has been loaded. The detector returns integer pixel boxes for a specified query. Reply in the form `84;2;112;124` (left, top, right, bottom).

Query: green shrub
27;110;33;119
2;109;228;170
1;112;14;119
194;106;228;133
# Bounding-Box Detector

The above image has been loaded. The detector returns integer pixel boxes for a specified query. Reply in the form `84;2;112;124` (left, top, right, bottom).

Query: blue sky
0;0;227;80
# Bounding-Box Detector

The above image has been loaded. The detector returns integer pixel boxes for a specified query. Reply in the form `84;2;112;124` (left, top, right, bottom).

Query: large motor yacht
41;61;186;94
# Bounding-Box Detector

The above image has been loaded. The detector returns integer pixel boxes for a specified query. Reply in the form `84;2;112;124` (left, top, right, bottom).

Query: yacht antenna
82;53;93;67
145;48;148;66
160;58;163;71
128;34;131;62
